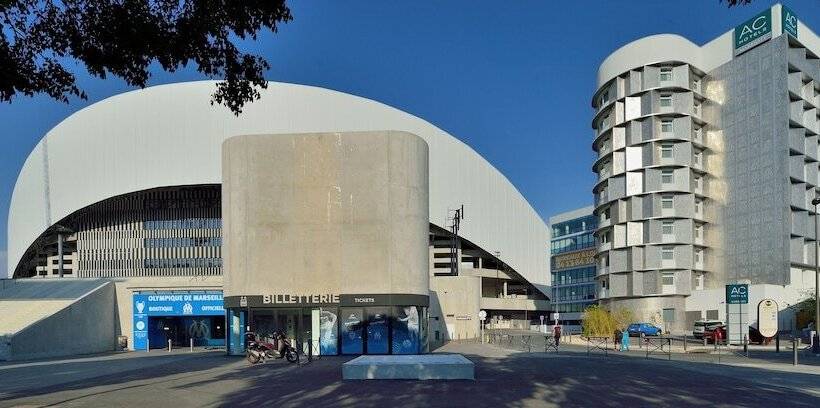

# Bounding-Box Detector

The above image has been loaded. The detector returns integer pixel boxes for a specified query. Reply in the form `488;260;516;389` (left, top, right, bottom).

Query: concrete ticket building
592;3;819;334
2;81;550;360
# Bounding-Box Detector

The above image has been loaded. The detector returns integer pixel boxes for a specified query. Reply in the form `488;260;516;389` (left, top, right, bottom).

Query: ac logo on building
734;9;771;56
782;5;798;39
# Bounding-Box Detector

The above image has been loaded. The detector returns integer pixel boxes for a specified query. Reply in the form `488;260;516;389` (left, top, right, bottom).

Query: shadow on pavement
203;348;820;407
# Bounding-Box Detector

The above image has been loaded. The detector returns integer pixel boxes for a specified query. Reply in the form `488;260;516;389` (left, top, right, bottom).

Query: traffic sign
478;310;487;321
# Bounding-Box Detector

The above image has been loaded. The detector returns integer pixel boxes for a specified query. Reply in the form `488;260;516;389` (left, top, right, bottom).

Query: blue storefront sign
133;292;224;350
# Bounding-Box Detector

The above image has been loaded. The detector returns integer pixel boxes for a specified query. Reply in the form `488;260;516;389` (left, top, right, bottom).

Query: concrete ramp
0;279;117;361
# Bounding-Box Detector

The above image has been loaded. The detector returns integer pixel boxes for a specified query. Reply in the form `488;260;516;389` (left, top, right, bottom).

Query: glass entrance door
365;308;389;354
340;308;364;354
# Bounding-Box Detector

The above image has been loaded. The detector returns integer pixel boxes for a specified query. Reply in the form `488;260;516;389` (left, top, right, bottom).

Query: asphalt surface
0;342;819;407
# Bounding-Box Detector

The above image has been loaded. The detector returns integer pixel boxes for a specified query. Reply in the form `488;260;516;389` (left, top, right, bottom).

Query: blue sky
2;1;820;275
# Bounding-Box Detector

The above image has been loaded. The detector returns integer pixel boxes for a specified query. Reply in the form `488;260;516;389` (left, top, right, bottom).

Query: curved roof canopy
8;81;549;290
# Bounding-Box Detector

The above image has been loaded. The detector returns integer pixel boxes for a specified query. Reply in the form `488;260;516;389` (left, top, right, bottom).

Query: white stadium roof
8;81;550;291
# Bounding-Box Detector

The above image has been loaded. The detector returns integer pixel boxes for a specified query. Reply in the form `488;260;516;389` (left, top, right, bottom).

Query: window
660;67;673;82
695;249;703;263
662;221;674;235
600;89;610;106
662;169;674;184
694;176;702;190
694;150;703;166
662;195;674;209
693;78;702;92
661;119;673;133
600;138;610;153
662;307;676;322
662;247;674;260
661;143;673;158
660;94;672;107
662;273;675;286
600;115;611;131
695;199;702;214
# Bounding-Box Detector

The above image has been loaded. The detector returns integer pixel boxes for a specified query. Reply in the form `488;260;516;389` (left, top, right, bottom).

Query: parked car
627;323;662;337
693;320;723;339
703;325;764;344
703;325;726;343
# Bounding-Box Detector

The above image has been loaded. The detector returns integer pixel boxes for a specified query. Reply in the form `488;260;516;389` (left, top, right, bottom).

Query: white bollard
190;338;194;352
147;338;150;353
168;339;172;352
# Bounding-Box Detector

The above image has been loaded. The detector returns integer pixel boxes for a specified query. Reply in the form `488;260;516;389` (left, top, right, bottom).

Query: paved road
1;343;819;407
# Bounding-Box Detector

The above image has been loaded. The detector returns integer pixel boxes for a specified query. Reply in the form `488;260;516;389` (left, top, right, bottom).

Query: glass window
662;195;674;209
662;273;675;286
695;250;702;263
661;143;673;158
661;119;673;133
662;247;674;260
662;169;674;184
660;94;672;107
662;307;676;322
662;221;674;235
660;67;673;82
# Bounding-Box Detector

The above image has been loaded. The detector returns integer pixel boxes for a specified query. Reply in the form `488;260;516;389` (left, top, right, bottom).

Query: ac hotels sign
734;9;771;56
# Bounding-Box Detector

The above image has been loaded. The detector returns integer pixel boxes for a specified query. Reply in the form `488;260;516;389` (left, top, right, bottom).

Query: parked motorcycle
271;331;299;363
245;331;298;364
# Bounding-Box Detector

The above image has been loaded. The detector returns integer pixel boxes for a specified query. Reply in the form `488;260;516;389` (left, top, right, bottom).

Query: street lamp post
812;198;820;355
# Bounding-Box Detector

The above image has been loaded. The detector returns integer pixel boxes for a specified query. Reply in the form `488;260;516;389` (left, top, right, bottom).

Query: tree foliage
0;0;292;114
722;0;753;6
582;305;636;337
582;305;616;337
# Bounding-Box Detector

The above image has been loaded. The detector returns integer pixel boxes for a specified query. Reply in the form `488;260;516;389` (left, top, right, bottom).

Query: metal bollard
640;333;644;349
683;335;687;352
793;338;799;366
776;334;780;353
147;338;150;352
168;339;172;352
743;334;748;357
190;338;194;352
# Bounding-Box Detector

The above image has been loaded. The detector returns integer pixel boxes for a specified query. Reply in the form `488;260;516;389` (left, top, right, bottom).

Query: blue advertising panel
133;292;224;350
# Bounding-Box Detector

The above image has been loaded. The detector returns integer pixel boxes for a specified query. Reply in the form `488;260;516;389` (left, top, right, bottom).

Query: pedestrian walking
553;324;562;347
621;329;630;351
614;329;622;351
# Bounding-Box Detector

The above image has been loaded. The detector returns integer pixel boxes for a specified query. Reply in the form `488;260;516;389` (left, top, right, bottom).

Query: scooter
245;331;298;364
271;331;299;363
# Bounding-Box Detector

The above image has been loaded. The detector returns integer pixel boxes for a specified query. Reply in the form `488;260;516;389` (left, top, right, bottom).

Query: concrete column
57;233;64;278
503;281;508;298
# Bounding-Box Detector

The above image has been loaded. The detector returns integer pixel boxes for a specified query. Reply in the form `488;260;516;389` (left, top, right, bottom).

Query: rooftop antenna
447;205;465;276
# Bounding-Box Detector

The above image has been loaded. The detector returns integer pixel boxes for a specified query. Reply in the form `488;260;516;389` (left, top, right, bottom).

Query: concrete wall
222;131;429;298
429;275;481;344
4;282;116;360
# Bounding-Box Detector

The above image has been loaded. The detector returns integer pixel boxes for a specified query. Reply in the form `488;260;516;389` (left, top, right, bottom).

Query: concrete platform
342;354;474;380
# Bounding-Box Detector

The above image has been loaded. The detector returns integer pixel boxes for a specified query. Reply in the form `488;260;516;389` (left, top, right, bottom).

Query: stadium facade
2;81;550;360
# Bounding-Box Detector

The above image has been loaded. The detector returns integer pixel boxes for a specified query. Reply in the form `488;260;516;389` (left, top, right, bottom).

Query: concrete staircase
0;279;116;361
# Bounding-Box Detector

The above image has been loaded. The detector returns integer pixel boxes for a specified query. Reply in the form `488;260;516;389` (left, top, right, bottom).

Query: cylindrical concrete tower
592;36;712;333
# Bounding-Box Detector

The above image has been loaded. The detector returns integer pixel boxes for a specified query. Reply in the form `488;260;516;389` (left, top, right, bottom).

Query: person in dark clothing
553;325;562;347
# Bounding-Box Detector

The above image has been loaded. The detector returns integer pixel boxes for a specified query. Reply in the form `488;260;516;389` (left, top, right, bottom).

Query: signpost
478;310;487;343
758;299;779;338
725;284;749;345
